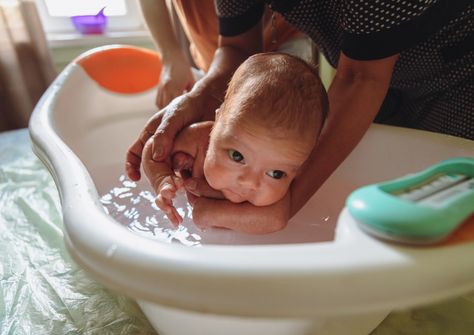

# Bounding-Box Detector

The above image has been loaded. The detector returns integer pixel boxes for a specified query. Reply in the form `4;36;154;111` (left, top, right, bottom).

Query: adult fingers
151;95;201;161
125;151;142;181
125;129;154;181
125;111;164;180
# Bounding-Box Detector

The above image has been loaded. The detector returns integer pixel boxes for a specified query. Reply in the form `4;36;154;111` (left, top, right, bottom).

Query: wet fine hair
220;52;329;144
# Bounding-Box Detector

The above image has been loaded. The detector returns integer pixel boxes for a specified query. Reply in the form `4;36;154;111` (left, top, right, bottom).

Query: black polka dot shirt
216;0;474;140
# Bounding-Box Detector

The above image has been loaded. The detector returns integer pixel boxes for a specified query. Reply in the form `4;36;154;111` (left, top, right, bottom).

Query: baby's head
204;52;328;206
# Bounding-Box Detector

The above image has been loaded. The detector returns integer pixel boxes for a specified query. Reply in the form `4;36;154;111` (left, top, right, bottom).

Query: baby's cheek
203;161;226;191
258;182;290;206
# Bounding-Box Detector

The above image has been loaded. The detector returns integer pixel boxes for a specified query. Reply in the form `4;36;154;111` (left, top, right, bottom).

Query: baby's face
203;121;312;206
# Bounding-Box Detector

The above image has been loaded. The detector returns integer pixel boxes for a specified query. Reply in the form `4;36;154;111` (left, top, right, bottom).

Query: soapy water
99;172;339;246
100;174;203;247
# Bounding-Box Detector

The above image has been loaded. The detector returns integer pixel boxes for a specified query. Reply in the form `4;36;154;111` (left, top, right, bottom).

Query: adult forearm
289;72;390;215
138;0;184;62
142;140;174;191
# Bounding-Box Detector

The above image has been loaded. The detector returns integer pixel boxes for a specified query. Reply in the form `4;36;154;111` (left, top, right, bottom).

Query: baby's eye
228;149;244;163
266;170;286;179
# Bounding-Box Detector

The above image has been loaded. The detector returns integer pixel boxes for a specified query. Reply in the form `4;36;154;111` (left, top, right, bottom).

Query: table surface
1;128;472;335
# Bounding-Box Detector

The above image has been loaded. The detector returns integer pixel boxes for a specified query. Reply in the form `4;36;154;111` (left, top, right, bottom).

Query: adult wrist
160;47;189;65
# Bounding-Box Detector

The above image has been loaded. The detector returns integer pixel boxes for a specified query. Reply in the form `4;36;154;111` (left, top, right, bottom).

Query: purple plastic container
71;7;107;35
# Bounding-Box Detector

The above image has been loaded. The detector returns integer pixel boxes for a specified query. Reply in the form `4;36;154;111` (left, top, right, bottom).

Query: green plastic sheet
0;129;155;335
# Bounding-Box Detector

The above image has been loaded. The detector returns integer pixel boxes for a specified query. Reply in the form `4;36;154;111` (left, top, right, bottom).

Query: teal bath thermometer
347;157;474;245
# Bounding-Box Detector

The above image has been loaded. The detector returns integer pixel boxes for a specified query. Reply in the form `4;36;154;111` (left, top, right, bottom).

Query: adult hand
126;27;260;183
125;93;209;181
137;0;194;109
156;56;195;109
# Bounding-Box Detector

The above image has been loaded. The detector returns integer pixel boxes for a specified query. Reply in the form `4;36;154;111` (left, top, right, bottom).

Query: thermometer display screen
392;174;473;207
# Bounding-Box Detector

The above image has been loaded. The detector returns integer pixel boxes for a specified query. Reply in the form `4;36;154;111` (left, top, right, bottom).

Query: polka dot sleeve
216;0;265;37
341;0;467;60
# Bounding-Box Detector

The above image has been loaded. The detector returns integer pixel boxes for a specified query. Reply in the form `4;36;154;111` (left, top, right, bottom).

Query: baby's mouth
224;188;247;203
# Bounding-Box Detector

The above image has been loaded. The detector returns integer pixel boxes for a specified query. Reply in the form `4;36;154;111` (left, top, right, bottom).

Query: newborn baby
143;52;328;234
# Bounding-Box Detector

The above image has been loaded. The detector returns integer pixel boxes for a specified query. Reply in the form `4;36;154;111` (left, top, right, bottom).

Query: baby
142;52;328;233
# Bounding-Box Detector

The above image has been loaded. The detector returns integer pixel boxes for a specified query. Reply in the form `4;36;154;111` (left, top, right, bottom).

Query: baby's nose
237;169;260;190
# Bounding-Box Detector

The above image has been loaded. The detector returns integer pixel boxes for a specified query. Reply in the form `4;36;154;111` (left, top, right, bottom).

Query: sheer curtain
0;0;56;132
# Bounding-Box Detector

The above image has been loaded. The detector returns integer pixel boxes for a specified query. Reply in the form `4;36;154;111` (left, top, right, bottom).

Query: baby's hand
155;175;184;226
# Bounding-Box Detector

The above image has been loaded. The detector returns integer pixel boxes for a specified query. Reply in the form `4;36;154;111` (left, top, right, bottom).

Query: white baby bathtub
29;45;474;335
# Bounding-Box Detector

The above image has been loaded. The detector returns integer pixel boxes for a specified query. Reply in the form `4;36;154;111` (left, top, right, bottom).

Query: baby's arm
142;121;213;225
142;138;184;225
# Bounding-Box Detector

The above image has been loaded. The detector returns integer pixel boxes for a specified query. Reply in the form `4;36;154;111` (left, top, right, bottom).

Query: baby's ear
214;108;220;120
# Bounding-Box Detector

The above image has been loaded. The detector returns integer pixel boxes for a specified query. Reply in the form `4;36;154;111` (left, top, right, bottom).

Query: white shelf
48;30;153;48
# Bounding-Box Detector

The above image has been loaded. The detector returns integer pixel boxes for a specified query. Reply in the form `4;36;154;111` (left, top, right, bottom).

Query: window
36;0;145;34
42;0;127;16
